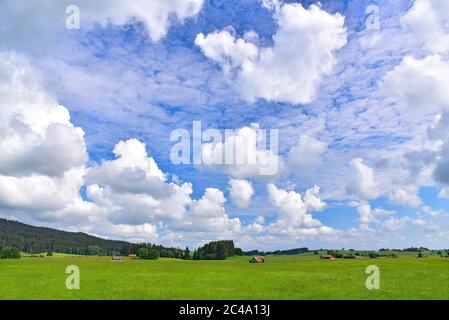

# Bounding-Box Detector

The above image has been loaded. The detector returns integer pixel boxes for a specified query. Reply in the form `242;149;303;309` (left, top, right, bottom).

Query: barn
249;256;265;263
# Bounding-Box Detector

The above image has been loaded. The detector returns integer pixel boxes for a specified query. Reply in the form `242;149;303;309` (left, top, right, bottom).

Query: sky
1;0;449;250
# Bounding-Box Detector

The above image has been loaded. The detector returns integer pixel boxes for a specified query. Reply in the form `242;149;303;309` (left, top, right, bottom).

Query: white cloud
86;139;172;199
346;159;380;200
0;52;89;221
0;52;87;178
438;187;449;198
194;28;259;74
422;205;443;217
381;216;410;232
228;179;254;208
0;0;205;46
86;0;204;42
85;139;243;238
388;187;422;208
201;125;282;177
0;52;244;244
357;203;376;224
266;184;331;239
412;218;426;226
373;208;395;216
303;185;326;213
356;203;395;225
195;2;347;104
382;55;449;114
400;0;449;54
188;188;241;234
288;135;327;176
86;139;193;225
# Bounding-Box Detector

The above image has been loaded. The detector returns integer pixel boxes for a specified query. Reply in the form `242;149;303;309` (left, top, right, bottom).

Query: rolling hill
0;218;132;255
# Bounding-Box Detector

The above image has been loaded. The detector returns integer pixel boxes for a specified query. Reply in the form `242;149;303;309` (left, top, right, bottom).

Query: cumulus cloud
188;188;241;234
86;139;193;225
82;0;205;42
0;52;243;245
288;135;327;176
84;139;243;240
346;159;380;200
0;52;89;221
195;2;347;104
381;216;410;232
228;179;254;208
357;203;375;224
201;125;282;177
438;187;449;199
400;0;449;54
194;28;259;74
86;139;172;199
0;0;204;47
381;1;449;201
389;186;422;208
356;203;394;225
382;55;449;114
0;53;87;178
266;184;333;239
345;158;422;208
0;53;322;247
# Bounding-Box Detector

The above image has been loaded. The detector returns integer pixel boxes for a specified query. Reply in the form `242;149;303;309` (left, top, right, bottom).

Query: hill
0;218;131;255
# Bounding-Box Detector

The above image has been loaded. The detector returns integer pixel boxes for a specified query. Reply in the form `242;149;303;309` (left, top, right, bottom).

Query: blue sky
1;0;449;250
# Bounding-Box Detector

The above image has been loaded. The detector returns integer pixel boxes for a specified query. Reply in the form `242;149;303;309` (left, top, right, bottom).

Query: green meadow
1;254;449;300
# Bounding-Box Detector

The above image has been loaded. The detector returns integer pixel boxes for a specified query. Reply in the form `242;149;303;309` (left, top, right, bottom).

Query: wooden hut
249;256;265;263
320;254;335;260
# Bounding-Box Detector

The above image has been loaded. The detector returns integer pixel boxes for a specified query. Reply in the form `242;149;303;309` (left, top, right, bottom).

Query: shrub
137;247;159;260
368;252;379;259
147;248;160;260
137;248;149;259
0;247;21;259
327;250;337;257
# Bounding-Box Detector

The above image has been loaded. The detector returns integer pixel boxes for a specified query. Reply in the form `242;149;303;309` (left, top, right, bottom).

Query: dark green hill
0;218;132;255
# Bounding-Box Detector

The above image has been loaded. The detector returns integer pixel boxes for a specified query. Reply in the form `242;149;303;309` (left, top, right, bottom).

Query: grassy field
1;254;449;300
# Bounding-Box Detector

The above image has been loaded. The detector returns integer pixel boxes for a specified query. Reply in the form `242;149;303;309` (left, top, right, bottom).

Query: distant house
128;254;137;258
111;256;122;261
320;255;335;260
250;256;265;263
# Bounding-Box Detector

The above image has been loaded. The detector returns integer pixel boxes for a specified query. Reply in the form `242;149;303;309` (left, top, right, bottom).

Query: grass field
1;254;449;300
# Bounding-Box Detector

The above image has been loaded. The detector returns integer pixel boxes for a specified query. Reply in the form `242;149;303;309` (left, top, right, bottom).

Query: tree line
0;247;21;259
244;247;308;256
0;219;185;257
0;218;131;255
134;244;191;260
0;218;309;261
192;240;242;260
0;219;226;260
